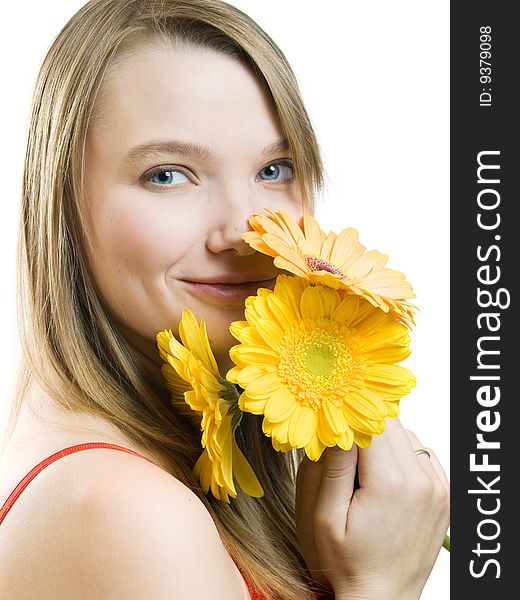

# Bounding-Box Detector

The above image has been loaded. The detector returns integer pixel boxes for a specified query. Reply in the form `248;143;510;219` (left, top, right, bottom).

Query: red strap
1;443;333;599
0;442;157;525
245;580;333;599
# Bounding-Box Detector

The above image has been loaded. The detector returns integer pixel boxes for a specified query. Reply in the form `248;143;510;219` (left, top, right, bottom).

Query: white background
0;1;449;596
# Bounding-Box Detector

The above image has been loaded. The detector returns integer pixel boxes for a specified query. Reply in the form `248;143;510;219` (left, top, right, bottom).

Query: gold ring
414;448;431;459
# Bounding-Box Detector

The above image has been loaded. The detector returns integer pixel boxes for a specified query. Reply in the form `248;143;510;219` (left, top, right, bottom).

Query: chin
206;326;238;355
202;314;240;368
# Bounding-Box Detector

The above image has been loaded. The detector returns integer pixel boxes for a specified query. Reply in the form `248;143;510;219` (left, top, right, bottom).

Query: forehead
89;46;282;155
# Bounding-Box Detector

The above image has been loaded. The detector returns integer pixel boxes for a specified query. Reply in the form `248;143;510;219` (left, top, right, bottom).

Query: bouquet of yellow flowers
157;209;449;551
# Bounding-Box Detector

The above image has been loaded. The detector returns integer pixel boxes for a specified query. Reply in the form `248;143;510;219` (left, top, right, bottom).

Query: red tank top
0;442;271;599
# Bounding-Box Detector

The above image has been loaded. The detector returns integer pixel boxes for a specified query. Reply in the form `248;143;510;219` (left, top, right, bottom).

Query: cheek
93;204;174;272
254;184;309;225
284;203;307;224
86;194;198;317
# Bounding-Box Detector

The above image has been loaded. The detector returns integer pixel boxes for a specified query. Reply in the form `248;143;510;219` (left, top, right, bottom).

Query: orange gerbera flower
242;209;418;327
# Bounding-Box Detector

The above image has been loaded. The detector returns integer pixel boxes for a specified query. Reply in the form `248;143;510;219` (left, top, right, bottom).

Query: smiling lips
181;276;277;304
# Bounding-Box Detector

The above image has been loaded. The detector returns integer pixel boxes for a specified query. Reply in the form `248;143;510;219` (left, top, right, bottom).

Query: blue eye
147;168;189;186
257;161;294;181
142;161;294;189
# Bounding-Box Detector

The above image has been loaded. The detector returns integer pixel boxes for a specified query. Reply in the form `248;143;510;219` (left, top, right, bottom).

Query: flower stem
443;534;451;552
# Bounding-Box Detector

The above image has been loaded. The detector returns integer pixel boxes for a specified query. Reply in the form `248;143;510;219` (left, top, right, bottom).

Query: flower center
305;255;345;276
304;344;336;377
277;319;356;411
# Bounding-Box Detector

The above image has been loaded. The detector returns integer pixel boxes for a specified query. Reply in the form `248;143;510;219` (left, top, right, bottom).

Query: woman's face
84;46;305;373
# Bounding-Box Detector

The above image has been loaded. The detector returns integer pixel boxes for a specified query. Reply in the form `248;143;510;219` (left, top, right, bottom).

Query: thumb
314;445;358;535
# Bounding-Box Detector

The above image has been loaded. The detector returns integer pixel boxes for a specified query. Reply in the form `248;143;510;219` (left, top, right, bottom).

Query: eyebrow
123;137;290;164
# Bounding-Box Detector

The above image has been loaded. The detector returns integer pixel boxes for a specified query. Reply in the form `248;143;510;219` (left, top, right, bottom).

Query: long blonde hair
8;1;325;598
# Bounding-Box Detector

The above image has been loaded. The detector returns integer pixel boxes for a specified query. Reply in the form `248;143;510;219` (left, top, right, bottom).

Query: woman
0;1;449;598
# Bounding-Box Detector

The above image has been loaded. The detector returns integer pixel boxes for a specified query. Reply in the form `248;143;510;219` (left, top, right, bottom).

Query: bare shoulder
70;451;250;599
1;448;250;599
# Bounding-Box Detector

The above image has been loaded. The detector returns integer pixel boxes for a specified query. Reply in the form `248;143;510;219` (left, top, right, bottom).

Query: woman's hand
295;418;450;600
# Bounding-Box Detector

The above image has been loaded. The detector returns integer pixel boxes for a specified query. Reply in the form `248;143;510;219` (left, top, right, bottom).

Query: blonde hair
7;1;325;598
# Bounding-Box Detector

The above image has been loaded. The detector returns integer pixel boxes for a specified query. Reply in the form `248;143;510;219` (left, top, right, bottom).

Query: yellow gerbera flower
226;275;416;462
157;310;264;502
242;209;418;327
157;332;200;430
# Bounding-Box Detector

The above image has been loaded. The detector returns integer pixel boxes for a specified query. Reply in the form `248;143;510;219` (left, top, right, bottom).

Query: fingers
295;452;329;581
356;418;449;508
384;418;434;480
295;453;326;530
313;445;358;535
383;418;449;495
356;421;401;489
405;428;450;494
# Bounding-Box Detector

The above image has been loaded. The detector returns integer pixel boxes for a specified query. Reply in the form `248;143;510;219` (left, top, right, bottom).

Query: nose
205;184;258;256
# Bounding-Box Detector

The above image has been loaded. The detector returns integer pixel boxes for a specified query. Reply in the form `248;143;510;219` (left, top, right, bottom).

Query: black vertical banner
451;3;518;596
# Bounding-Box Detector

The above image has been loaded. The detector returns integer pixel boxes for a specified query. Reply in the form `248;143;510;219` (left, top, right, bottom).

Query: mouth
180;277;277;304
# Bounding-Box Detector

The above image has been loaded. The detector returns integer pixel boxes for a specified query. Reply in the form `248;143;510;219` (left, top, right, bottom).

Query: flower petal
336;427;354;451
265;415;290;444
361;322;410;352
274;275;308;318
230;344;279;367
305;432;327;462
238;392;269;414
245;372;283;400
332;295;359;323
263;233;307;270
320;231;338;262
266;293;298;328
255;318;284;350
264;386;298;423
345;389;387;420
179;310;219;374
316;412;338;446
217;421;236;494
275;210;307;250
348;250;385;281
225;365;241;383
365;345;411;364
330;227;364;267
227;363;277;387
156;329;173;362
344;405;385;435
385;401;401;418
300;285;324;319
232;439;264;497
288;405;318;448
322;400;349;435
242;231;279;258
229;320;249;341
273;255;309;278
352;309;389;337
353;431;373;448
308;271;343;289
364;364;416;387
303;214;327;254
318;286;341;319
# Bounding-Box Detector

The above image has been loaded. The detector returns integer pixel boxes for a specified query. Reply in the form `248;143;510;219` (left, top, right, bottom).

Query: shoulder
1;446;250;599
70;450;250;599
